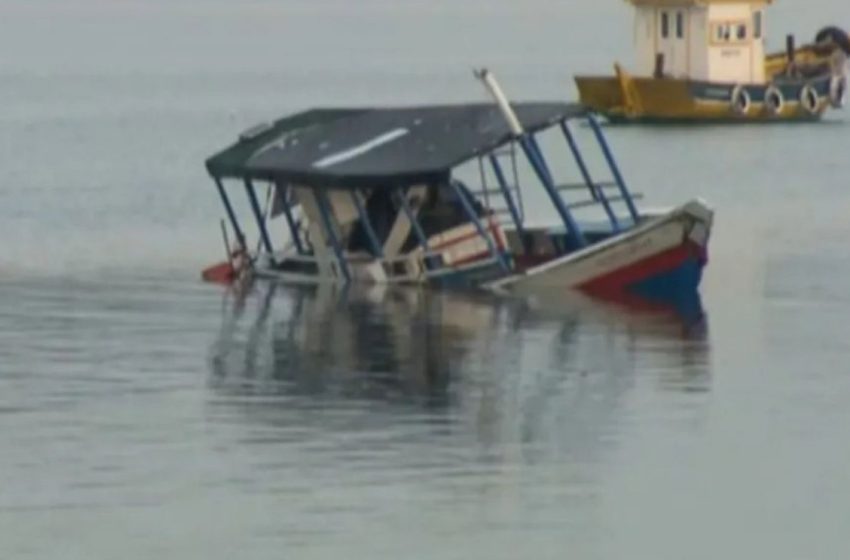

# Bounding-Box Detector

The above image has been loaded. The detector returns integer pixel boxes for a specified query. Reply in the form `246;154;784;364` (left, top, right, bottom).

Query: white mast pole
474;68;524;136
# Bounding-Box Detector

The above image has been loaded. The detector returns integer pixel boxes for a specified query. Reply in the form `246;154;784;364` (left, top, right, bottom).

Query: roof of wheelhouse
206;103;585;189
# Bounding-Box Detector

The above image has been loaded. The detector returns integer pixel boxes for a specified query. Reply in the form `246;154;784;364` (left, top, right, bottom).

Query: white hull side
246;200;713;294
487;200;713;295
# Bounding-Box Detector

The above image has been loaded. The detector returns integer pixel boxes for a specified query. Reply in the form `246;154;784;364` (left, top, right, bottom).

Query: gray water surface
2;1;850;558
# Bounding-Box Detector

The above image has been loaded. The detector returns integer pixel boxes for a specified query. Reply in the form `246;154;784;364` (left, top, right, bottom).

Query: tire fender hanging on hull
731;84;752;116
830;74;847;109
800;83;821;115
764;85;785;116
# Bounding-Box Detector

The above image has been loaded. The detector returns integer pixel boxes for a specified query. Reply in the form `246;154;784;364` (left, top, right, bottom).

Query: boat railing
554;181;618;192
475;69;640;248
521;113;641;237
554;182;644;211
468;119;644;238
566;192;644;212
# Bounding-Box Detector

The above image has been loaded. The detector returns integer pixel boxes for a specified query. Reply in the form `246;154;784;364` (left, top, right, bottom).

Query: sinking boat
202;70;713;302
575;0;849;123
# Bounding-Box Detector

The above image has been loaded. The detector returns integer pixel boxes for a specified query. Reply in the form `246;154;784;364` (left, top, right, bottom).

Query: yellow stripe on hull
575;75;829;123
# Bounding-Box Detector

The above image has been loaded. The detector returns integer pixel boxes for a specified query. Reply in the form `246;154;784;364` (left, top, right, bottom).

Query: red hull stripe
430;228;504;253
579;241;703;293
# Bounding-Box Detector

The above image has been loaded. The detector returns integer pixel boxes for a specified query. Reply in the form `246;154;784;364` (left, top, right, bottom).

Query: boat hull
575;74;835;123
239;201;712;304
487;200;712;300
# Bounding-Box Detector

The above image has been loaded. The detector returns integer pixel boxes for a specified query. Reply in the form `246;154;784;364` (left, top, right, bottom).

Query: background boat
575;0;849;123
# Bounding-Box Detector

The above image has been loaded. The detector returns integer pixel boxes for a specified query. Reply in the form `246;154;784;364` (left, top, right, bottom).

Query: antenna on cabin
473;68;524;136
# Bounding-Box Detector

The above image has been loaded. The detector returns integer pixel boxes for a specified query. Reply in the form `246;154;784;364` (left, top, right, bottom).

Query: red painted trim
430;223;504;253
579;241;703;293
430;229;486;252
202;261;236;285
434;221;507;269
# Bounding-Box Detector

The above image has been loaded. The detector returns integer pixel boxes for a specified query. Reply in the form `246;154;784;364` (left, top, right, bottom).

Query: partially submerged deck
201;70;710;300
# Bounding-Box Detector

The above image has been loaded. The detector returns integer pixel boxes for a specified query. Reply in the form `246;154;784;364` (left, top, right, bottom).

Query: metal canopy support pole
527;135;557;185
559;121;621;233
476;157;491;210
488;154;528;251
214;177;247;251
586;113;640;224
244;179;275;256
450;181;510;272
509;143;524;219
520;136;588;249
350;191;384;258
315;189;351;284
276;185;306;255
474;67;586;249
394;190;432;262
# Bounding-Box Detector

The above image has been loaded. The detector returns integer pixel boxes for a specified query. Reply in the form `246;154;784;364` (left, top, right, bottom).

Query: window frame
710;20;750;45
661;11;670;39
676;11;685;39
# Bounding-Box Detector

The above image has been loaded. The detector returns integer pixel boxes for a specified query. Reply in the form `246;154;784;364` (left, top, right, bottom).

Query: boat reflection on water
205;284;712;533
208;282;710;410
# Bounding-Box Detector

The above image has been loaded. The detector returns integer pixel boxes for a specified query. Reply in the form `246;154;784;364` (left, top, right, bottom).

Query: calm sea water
3;1;850;558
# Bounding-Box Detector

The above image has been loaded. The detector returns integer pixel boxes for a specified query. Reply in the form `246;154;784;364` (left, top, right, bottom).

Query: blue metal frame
214;177;247;251
488;154;528;250
314;189;351;284
520;135;588;249
527;135;556;183
394;190;433;265
276;184;306;255
244;179;275;256
559;121;621;233
350;190;384;258
450;181;510;272
586;114;640;224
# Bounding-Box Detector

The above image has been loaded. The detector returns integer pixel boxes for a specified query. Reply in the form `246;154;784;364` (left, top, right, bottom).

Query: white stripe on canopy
312;128;410;169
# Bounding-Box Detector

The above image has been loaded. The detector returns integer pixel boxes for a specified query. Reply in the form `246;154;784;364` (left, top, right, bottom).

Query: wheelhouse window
714;23;732;42
661;11;670;39
676;11;685;39
754;11;763;39
711;21;749;44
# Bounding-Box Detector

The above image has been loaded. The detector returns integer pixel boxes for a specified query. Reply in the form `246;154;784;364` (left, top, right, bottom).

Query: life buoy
830;74;847;109
731;85;751;116
764;85;785;116
799;84;821;115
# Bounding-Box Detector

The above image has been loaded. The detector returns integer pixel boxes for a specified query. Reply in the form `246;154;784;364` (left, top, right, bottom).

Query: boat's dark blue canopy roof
206;103;585;189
